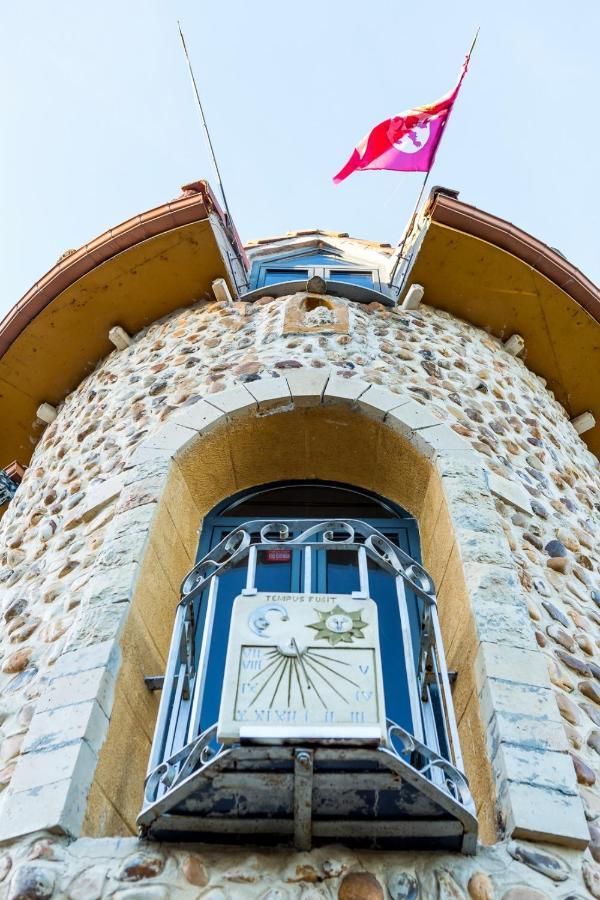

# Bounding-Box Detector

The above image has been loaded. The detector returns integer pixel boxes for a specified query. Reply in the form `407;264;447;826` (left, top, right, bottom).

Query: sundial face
217;593;386;744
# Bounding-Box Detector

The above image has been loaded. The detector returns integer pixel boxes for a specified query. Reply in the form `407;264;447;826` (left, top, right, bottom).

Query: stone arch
0;373;587;853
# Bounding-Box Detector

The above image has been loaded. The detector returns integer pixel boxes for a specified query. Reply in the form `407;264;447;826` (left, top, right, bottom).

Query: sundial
217;593;386;743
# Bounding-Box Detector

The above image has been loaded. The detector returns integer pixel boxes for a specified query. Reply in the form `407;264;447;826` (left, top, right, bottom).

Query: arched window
140;482;476;851
193;484;421;734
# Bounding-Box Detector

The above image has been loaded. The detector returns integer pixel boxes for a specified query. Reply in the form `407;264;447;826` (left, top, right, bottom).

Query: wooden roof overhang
400;193;600;459
0;182;247;468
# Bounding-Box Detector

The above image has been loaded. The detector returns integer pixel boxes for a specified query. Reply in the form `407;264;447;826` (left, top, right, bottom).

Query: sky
1;1;599;316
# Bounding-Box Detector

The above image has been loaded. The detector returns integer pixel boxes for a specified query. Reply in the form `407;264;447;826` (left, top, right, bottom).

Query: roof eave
0;181;248;359
425;193;600;324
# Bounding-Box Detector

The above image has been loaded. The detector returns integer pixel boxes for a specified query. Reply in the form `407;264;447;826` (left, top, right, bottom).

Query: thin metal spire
468;26;480;58
177;20;234;227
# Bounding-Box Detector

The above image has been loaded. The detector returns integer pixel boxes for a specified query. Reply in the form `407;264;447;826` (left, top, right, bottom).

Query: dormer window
251;251;381;292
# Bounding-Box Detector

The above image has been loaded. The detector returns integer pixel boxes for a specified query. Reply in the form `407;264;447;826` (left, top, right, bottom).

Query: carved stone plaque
282;293;349;335
217;593;386;744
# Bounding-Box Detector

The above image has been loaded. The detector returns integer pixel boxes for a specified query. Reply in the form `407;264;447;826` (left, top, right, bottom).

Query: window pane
255;547;296;593
225;484;399;519
195;498;420;743
198;554;247;733
262;268;308;286
428;683;451;759
367;558;413;733
328;270;374;289
325;548;360;594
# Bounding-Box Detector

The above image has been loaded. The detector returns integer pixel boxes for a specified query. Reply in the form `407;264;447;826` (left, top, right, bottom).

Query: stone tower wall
0;294;599;897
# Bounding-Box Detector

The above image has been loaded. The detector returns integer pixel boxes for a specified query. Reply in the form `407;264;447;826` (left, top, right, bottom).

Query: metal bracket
144;676;165;692
424;670;457;687
293;749;313;851
178;608;196;700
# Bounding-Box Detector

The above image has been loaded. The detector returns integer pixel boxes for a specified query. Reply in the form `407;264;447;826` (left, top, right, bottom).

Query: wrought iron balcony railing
0;470;18;506
139;519;477;852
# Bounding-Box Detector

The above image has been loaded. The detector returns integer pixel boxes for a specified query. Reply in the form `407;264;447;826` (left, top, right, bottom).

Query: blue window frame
262;267;309;286
194;484;422;737
251;251;380;291
328;270;376;288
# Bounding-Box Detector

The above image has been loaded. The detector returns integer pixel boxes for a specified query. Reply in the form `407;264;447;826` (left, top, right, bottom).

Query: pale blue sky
1;1;598;316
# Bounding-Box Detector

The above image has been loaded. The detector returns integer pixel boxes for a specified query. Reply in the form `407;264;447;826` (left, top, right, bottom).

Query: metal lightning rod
177;20;234;227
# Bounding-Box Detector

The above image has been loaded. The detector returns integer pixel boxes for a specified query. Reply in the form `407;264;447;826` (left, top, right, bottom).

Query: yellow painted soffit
404;222;600;459
0;219;230;467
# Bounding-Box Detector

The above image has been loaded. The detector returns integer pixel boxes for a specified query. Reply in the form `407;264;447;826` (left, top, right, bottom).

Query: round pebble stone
387;871;418;900
435;868;464;898
542;601;569;627
546;624;576;652
1;649;32;675
531;500;549;519
583;860;600;899
339;872;384;900
508;843;568;881
583;705;600;728
181;854;208;887
117;851;165;882
547;556;572;574
468;872;494;900
580;682;600;705
555;692;582;724
7;865;55;900
555;651;591;677
571;753;596;786
590;823;600;864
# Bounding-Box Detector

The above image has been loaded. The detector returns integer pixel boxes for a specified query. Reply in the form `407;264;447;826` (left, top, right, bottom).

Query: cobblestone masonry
0;832;598;899
0;292;599;896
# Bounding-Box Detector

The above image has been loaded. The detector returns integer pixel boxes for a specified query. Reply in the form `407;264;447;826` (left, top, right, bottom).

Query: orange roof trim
0;181;246;358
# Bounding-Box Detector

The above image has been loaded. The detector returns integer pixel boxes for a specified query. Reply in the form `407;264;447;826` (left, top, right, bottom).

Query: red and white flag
333;49;473;184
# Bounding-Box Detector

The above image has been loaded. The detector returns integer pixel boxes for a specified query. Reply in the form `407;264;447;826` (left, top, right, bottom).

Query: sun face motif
307;604;368;646
325;613;354;634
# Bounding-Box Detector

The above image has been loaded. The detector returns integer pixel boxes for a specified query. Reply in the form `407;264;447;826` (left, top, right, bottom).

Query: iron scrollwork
145;724;223;804
0;471;18;506
386;719;474;813
142;518;475;847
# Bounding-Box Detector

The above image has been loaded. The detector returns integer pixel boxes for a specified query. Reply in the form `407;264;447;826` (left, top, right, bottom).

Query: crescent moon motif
248;603;289;637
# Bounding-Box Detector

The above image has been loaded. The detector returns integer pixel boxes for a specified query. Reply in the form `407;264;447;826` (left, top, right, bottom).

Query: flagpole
388;27;480;294
177;21;234;228
388;171;431;290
